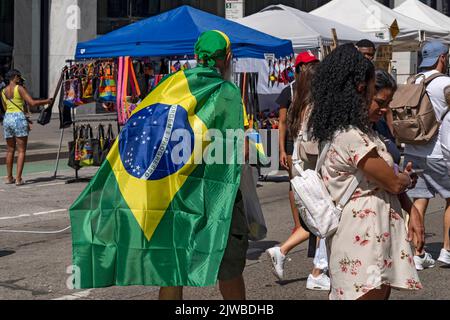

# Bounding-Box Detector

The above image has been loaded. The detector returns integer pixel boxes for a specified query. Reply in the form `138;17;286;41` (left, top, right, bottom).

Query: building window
97;0;163;35
0;0;14;46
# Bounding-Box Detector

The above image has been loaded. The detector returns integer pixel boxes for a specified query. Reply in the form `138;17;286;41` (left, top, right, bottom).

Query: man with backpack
395;41;450;270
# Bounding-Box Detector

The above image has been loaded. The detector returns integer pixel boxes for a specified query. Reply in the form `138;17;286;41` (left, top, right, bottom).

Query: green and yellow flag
70;66;244;288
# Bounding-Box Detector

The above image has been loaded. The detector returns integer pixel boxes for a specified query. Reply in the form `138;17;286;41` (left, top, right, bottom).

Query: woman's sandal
4;178;15;185
15;179;26;186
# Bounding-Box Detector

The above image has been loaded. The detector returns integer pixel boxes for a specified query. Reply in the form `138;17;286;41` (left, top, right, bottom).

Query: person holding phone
1;69;53;186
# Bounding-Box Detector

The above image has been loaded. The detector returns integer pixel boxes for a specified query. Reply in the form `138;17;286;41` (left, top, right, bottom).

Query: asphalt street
0;163;449;300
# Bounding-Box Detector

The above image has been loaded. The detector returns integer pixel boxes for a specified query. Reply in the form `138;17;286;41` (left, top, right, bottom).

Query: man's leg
159;287;183;300
444;199;450;251
218;190;248;300
219;276;246;300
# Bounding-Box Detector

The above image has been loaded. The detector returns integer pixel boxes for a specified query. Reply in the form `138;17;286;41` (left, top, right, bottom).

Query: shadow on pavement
247;241;279;260
0;250;15;258
276;277;308;286
260;176;289;183
25;176;74;185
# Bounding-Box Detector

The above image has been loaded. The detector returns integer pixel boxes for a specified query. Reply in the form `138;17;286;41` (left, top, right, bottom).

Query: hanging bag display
116;57;125;125
100;124;116;163
98;64;117;103
68;125;84;170
81;63;95;102
79;125;99;167
93;124;105;166
63;77;77;108
38;67;66;126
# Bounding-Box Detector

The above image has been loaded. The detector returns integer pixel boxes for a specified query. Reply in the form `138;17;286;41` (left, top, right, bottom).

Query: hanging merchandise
116;57;125;125
98;63;117;103
278;58;286;85
286;55;295;83
170;60;181;73
100;124;116;163
135;61;148;99
116;57;142;126
270;60;277;87
181;61;191;71
81;63;95;102
68;125;84;170
63;78;82;107
79;125;98;167
59;83;73;129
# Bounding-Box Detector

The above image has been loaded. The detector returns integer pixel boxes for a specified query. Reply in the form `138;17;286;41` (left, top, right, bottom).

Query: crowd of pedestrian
2;29;449;301
266;39;450;300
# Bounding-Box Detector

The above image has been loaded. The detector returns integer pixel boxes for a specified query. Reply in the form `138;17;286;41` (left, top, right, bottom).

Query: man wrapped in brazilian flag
69;30;249;300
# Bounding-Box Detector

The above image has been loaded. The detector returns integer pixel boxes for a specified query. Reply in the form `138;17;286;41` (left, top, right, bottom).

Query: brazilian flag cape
70;66;244;288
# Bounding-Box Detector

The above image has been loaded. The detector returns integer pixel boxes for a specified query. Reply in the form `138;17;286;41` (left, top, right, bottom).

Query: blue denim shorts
3;112;29;139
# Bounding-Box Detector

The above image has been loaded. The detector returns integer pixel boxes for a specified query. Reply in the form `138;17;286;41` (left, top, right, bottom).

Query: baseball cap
295;51;319;67
5;69;26;82
420;41;448;68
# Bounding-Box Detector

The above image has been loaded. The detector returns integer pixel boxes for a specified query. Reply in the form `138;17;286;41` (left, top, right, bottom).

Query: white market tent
237;4;386;52
394;0;450;33
311;0;448;50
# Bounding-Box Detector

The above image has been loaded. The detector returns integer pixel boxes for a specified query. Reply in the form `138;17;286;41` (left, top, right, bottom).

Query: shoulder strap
1;87;25;113
337;171;364;210
423;72;445;86
315;141;331;172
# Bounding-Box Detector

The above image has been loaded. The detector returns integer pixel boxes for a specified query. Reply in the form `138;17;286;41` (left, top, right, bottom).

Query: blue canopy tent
75;5;293;59
0;42;12;57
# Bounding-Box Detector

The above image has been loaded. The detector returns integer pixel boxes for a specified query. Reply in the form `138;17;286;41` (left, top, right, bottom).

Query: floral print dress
322;128;422;300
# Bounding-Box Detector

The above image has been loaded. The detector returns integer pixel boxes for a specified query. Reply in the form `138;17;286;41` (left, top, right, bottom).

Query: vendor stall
311;0;448;50
60;5;293;181
394;0;450;36
237;4;386;52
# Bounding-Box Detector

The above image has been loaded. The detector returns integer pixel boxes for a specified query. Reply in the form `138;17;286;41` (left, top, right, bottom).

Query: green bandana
195;30;231;68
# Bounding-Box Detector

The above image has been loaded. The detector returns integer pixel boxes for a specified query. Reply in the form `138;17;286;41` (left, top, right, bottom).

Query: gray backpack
390;73;448;145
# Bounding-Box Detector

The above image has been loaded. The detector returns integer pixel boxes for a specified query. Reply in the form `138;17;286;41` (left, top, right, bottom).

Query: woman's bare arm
17;86;52;109
357;149;411;194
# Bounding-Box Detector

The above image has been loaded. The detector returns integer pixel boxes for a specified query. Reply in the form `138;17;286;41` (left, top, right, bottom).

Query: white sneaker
306;273;331;291
437;249;450;265
414;252;436;271
266;247;286;280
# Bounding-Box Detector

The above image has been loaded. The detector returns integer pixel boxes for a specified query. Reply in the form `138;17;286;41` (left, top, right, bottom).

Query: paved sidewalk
0;114;119;165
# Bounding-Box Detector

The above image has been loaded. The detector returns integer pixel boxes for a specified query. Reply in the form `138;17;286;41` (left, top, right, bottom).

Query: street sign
225;0;244;21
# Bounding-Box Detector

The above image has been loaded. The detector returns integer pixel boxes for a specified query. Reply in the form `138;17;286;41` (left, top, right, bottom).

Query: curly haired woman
309;44;424;300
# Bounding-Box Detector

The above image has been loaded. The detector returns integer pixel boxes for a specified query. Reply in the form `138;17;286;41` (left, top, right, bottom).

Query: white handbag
290;134;363;239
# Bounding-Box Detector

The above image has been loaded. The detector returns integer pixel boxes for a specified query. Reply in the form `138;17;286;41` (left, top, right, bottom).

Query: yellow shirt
1;85;25;113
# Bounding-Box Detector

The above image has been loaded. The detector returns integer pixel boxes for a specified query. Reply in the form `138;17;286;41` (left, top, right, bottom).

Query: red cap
295;51;319;67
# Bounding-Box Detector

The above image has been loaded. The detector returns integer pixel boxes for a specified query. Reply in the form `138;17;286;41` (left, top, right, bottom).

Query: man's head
420;40;449;73
356;39;376;62
295;51;319;74
195;30;232;79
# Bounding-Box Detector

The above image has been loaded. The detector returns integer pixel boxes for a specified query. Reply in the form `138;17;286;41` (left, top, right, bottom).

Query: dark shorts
285;139;294;156
218;191;249;281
